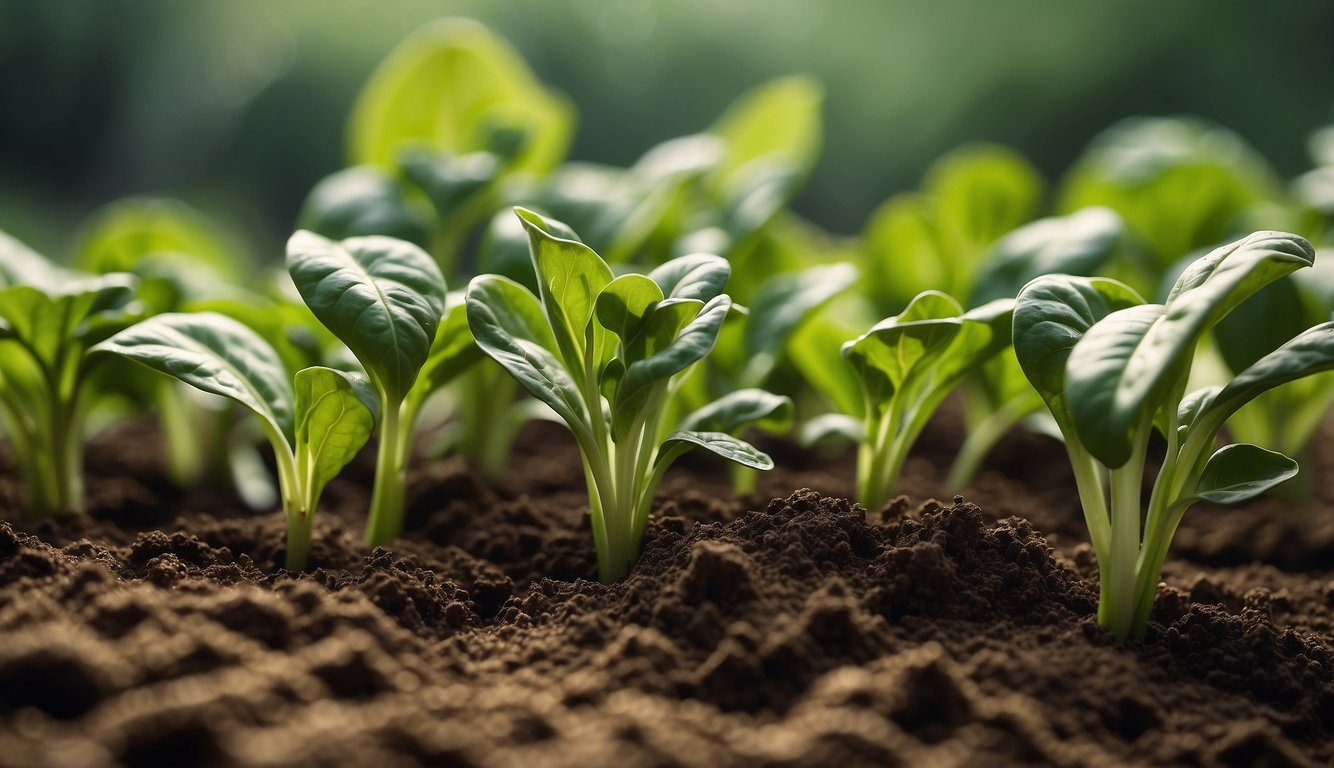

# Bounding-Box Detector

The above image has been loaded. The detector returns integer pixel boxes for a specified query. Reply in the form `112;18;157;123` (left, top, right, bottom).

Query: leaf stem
365;400;407;548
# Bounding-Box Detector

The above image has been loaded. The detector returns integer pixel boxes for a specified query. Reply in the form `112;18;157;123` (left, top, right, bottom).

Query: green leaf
742;263;857;383
659;431;774;470
923;143;1044;256
415;293;484;397
0;276;138;362
398;147;500;219
595;274;664;343
92;312;296;444
348;18;574;176
298;166;431;247
681;388;793;434
790;309;870;417
647;253;731;301
971;207;1124;306
74;197;242;278
466;275;589;430
515;207;614;369
1012;275;1145;420
1067;232;1313;466
294;366;379;509
842;291;962;406
798;413;863;447
286;230;446;402
708;75;823;199
1059;117;1276;268
614;295;731;432
1195;321;1334;435
1188;443;1297;506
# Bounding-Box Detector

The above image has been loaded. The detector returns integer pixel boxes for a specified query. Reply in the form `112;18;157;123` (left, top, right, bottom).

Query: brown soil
0;418;1331;768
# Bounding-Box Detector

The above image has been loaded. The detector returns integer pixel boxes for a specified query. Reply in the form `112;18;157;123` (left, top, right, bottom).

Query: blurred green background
2;0;1331;259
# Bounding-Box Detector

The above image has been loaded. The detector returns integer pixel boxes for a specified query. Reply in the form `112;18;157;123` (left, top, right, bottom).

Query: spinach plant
287;231;469;548
798;290;1013;508
467;208;778;583
0;232;137;519
1013;231;1330;639
95;313;377;569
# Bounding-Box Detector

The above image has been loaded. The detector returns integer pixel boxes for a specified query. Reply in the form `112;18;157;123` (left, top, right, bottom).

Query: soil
0;414;1332;768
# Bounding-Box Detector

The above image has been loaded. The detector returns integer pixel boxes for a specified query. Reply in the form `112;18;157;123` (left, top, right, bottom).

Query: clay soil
0;412;1332;768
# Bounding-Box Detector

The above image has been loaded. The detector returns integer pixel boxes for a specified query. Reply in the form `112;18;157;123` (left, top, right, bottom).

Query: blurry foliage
2;0;1333;261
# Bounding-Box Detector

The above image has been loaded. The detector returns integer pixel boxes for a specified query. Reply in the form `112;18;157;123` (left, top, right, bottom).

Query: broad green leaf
742;263;858;383
626;298;705;363
92;312;296;443
680;388;793;434
659;430;774;471
708;76;823;199
415;293;484;397
923;143;1044;256
790;313;863;417
0;275;137;362
614;295;731;433
595;274;663;343
398;147;500;219
298;166;431;247
1012;275;1145;420
286;230;446;402
932;298;1015;389
1188;443;1297;505
0;231;66;290
842;292;962;405
862;193;947;308
466;275;588;429
971;207;1124;306
348;18;574;175
294;366;379;509
1195;321;1334;436
74;197;241;277
1068;232;1313;466
1176;385;1221;436
647;253;731;302
1066;303;1167;466
799;413;863;447
634;133;725;182
1059;117;1276;268
515;207;614;369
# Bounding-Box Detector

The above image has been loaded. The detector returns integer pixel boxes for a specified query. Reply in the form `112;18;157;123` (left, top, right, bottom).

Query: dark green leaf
659;431;774;470
647;253;731;301
93;312;295;443
1012;275;1146;421
1189;443;1297;505
466;275;588;430
286;230;446;402
971;207;1123;306
680;388;793;434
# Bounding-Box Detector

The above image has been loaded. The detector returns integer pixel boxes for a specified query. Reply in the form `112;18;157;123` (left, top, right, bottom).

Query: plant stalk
365;402;407;548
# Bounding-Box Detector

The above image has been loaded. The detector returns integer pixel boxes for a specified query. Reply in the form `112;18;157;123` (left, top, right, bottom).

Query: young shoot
800;291;1013;509
286;231;466;548
94;313;378;569
0;232;137;519
466;208;780;583
1013;232;1331;640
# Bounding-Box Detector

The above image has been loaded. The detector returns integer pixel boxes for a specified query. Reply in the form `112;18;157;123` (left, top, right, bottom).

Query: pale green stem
365;400;407;548
1103;431;1150;640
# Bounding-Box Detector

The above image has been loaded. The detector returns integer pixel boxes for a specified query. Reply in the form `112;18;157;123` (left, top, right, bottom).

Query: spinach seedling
467;208;778;583
1014;231;1329;639
95;313;377;569
286;231;466;548
0;232;137;519
799;290;1013;509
